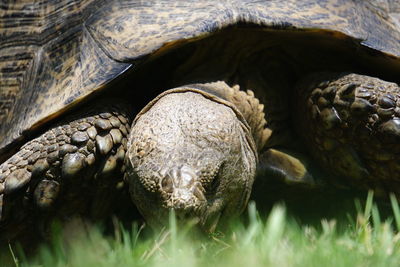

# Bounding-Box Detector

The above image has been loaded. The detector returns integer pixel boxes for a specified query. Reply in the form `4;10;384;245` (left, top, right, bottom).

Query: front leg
295;73;400;195
0;102;132;242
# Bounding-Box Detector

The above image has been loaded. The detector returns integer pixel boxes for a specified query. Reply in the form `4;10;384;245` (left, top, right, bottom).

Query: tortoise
1;0;400;244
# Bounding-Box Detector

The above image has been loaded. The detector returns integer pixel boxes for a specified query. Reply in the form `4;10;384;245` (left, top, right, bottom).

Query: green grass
6;192;400;267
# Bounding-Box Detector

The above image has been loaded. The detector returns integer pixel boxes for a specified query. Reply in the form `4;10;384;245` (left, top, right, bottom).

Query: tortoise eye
208;175;220;192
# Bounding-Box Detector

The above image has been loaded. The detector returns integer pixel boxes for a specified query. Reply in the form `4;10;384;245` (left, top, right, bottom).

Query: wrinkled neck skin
125;88;257;231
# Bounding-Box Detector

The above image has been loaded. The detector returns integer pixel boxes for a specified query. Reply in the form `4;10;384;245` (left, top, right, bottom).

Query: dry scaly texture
295;73;400;194
186;82;270;151
1;0;400;155
126;86;257;230
0;103;131;242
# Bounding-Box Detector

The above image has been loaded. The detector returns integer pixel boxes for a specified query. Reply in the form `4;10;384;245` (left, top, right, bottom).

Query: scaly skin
0;82;262;241
125;85;258;231
2;76;400;243
0;103;132;243
295;73;400;194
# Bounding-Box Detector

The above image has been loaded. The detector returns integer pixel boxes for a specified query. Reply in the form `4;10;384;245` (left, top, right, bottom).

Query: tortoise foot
0;102;132;242
295;72;400;194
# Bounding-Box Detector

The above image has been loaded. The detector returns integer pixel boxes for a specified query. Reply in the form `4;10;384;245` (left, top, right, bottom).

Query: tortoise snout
161;166;206;211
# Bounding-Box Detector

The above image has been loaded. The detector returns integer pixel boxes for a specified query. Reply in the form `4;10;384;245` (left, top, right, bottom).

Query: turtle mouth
163;198;225;233
154;165;228;231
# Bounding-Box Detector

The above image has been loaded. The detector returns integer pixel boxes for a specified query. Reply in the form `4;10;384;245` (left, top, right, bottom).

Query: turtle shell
1;0;400;158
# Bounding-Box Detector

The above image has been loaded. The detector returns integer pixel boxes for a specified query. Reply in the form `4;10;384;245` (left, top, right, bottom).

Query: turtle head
125;86;257;231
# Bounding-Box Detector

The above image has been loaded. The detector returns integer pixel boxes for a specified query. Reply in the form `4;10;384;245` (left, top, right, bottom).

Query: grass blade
390;193;400;231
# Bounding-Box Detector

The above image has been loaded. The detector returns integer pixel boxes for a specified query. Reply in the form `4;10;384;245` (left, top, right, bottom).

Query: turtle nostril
161;175;173;193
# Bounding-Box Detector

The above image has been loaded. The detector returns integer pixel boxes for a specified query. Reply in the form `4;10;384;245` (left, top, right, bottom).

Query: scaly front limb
0;102;132;242
295;73;400;194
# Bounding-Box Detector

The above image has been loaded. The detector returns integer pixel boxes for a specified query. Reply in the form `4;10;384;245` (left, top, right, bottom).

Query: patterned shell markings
1;0;400;155
0;0;131;152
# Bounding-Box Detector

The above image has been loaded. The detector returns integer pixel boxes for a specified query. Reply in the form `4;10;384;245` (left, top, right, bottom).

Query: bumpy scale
0;103;131;242
1;76;400;241
296;73;400;194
